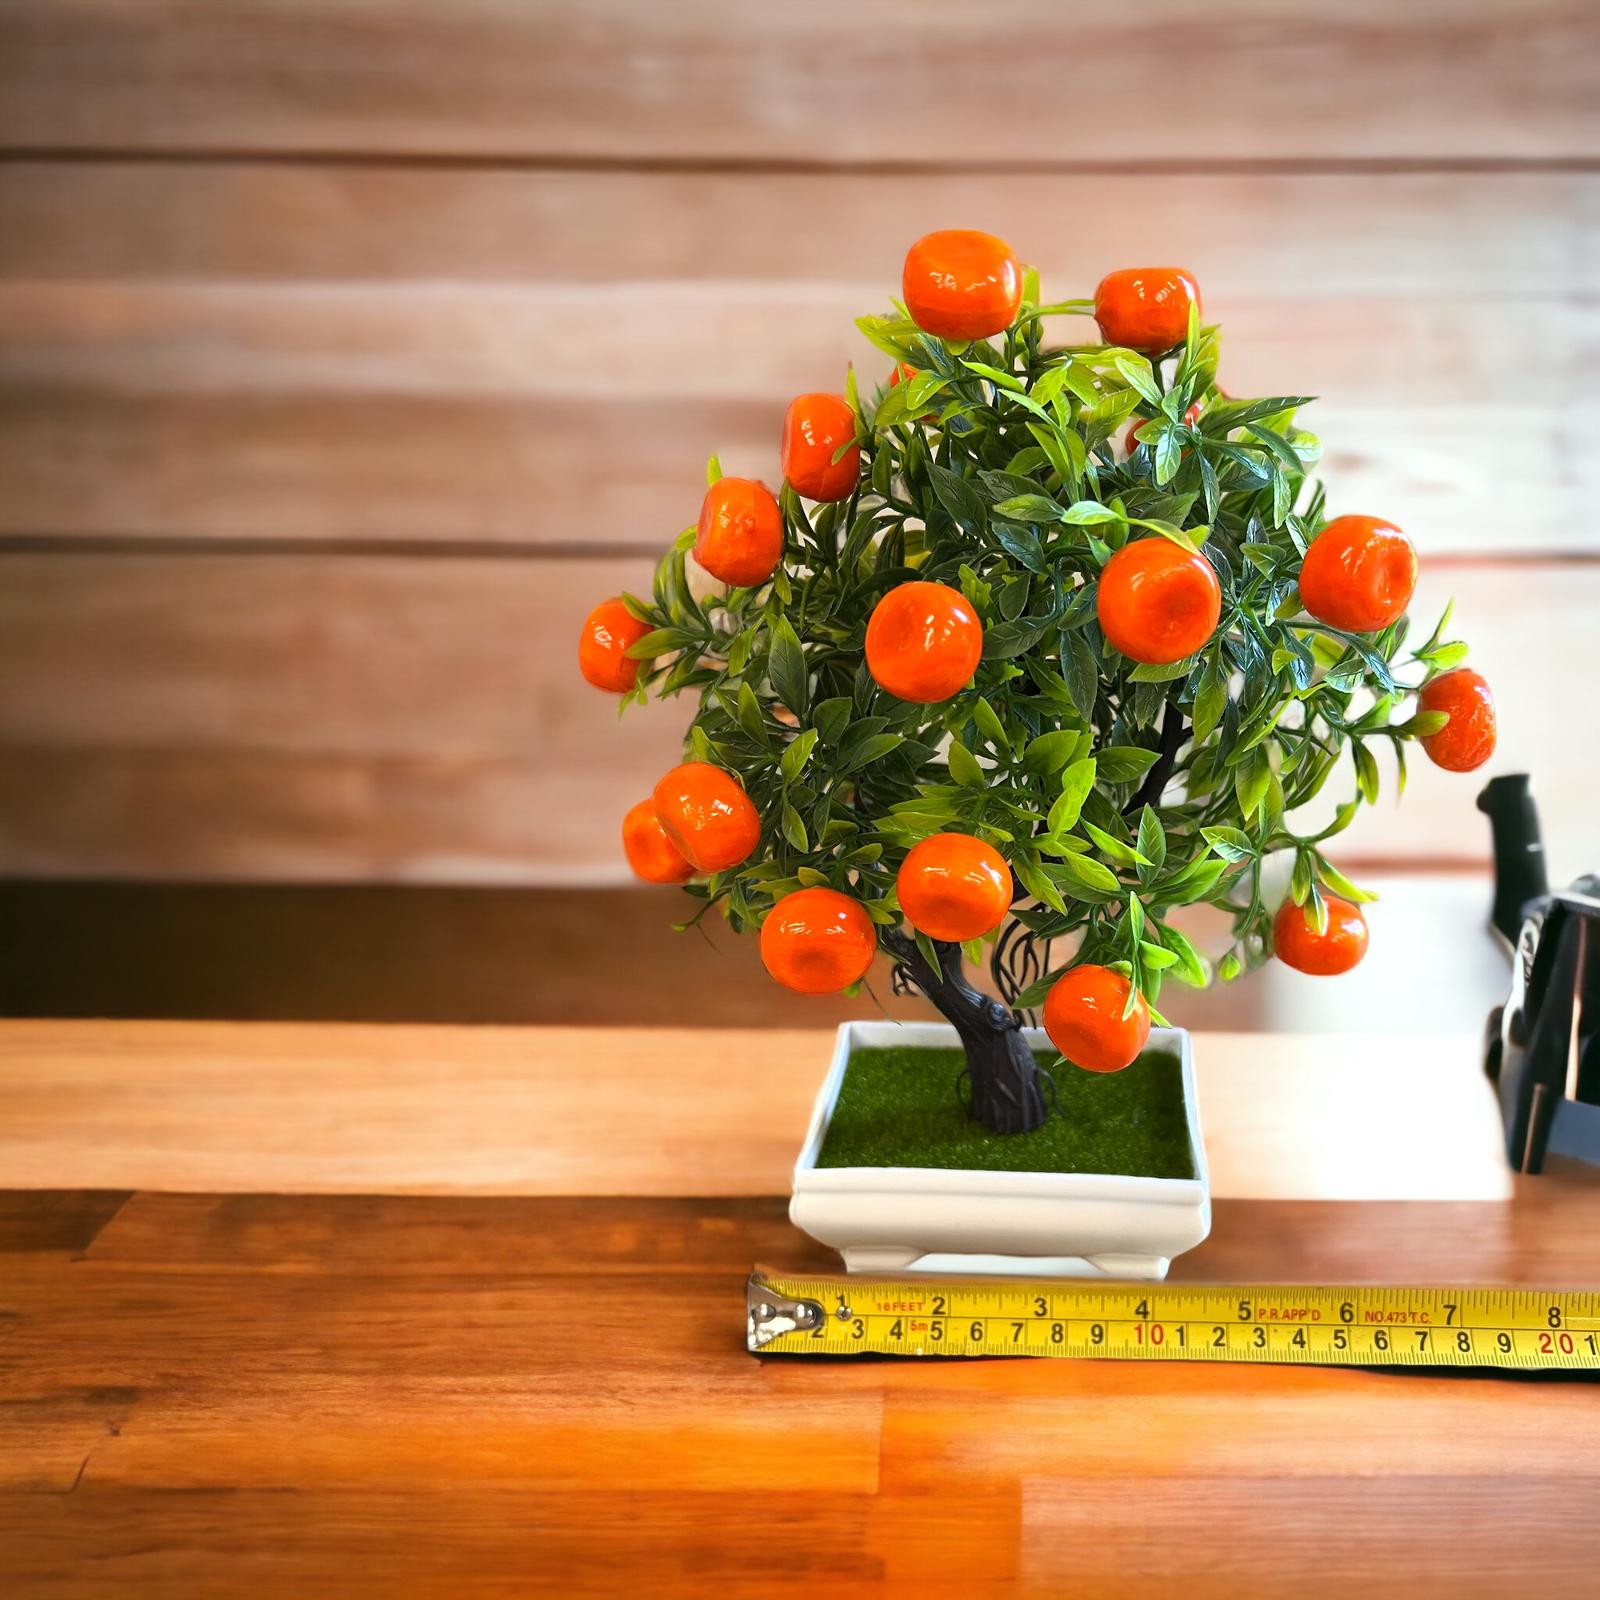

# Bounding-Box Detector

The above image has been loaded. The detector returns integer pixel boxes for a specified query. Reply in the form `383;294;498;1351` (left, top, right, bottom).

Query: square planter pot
790;1020;1210;1281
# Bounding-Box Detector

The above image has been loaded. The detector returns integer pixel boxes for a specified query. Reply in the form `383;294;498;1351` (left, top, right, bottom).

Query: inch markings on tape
747;1272;1600;1369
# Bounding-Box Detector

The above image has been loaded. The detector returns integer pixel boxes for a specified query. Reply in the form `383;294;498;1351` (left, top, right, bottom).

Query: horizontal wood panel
0;553;684;883
2;165;1595;553
7;1185;1600;1594
5;164;1594;290
0;553;1590;881
0;875;1514;1038
0;2;1595;162
0;1022;1510;1198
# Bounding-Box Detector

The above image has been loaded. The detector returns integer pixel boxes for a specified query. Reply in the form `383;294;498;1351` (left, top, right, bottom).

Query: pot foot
1084;1253;1170;1281
841;1246;921;1275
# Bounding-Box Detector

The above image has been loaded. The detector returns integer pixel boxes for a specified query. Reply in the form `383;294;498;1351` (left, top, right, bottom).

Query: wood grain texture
0;872;1513;1038
2;164;1595;553
0;1021;1512;1200
1;1;1595;162
0;553;1589;880
4;1187;1600;1597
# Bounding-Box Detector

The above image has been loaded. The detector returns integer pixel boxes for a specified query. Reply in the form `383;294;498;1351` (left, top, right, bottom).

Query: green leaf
855;314;919;363
841;733;906;771
972;696;1010;751
1353;740;1380;804
926;464;987;534
1317;856;1379;904
1395;709;1449;738
1061;628;1099;719
779;727;818;782
1140;942;1179;971
1096;746;1161;784
736;681;769;745
1082;822;1149;869
625;627;693;660
705;453;723;487
961;359;1026;393
1049;758;1097;834
947;739;986;788
1158;925;1210;987
768;615;808;716
1113;354;1163;406
1060;500;1123;526
1234;749;1271;819
1201;825;1256;862
990;520;1047;572
982;618;1050;659
1013;856;1069;914
814;697;852;747
1052;851;1122;896
1136;806;1167;884
1129;655;1197;683
993;493;1065;523
780;801;809;852
1023;729;1080;776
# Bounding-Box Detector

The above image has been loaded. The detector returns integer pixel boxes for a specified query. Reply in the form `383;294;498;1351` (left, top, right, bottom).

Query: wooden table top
4;1020;1599;1598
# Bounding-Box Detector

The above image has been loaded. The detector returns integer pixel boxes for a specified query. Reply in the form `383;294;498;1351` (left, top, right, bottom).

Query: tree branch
1124;704;1187;815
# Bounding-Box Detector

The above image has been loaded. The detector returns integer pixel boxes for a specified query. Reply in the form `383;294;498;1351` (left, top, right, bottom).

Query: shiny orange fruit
1419;668;1497;772
1094;267;1201;355
695;477;783;587
1042;964;1150;1074
865;581;984;703
578;597;651;693
760;887;878;995
781;393;861;502
1125;401;1201;455
621;799;694;884
1096;537;1222;664
1273;895;1369;976
1297;515;1417;634
651;762;761;873
902;229;1023;341
896;832;1012;942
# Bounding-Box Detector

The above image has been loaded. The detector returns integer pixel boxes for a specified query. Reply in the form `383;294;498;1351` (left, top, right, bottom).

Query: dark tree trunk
884;929;1053;1135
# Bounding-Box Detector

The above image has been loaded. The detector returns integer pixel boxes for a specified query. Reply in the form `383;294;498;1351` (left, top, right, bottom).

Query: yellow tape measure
748;1271;1600;1370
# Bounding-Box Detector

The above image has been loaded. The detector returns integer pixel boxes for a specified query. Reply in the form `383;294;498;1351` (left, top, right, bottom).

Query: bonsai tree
579;231;1497;1136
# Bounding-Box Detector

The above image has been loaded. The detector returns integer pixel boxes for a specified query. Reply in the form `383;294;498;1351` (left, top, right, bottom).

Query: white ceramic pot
790;1020;1210;1281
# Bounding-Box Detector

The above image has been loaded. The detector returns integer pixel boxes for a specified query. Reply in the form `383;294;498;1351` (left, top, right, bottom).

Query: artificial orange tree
579;232;1496;1135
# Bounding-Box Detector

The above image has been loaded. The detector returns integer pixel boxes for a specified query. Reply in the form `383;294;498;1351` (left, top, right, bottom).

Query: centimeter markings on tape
747;1271;1600;1369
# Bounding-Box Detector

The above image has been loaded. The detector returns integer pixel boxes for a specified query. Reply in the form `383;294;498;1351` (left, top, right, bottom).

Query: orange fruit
1094;267;1201;355
1419;668;1497;773
781;393;860;503
1096;537;1222;664
621;799;694;884
760;887;877;995
1125;401;1201;455
695;476;783;587
1297;515;1417;634
902;229;1023;341
578;597;651;693
651;762;761;873
896;832;1012;942
1042;964;1150;1074
865;581;983;703
1273;895;1369;976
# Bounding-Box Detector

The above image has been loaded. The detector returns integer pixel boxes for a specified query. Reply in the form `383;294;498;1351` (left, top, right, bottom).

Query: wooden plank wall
1;1;1596;886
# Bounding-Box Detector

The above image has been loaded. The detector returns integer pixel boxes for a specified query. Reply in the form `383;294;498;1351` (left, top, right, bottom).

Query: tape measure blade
749;1274;1600;1371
